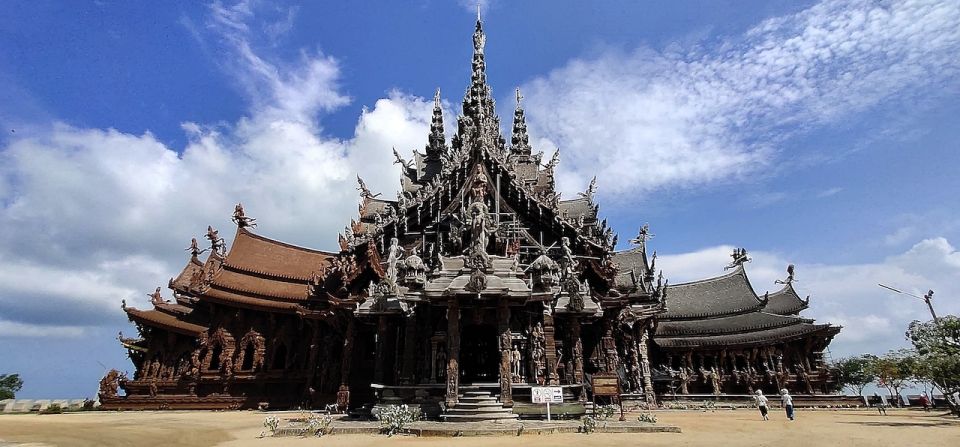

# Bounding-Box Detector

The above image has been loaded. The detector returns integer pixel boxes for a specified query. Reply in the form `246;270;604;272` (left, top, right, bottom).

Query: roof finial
434;88;441;108
515;87;523;107
477;3;482;22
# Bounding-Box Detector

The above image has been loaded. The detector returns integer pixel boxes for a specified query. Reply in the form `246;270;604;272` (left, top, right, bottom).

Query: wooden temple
101;17;840;414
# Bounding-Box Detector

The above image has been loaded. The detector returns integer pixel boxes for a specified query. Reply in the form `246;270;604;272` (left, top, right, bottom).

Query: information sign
531;386;563;421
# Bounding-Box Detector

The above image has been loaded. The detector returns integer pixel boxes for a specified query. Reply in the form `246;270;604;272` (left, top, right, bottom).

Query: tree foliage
0;374;24;400
907;316;960;416
866;350;914;406
833;355;877;396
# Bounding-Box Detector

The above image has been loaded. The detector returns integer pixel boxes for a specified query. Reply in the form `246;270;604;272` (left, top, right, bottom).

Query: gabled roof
661;266;764;319
763;283;809;315
655;311;813;337
169;256;204;293
222;228;334;281
654;322;839;348
210;268;310;302
125;308;207;336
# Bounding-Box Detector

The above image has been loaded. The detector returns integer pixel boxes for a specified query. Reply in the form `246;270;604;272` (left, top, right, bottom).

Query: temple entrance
460;324;499;383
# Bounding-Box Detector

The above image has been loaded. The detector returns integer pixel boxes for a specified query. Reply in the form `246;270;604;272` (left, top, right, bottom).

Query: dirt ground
1;408;958;447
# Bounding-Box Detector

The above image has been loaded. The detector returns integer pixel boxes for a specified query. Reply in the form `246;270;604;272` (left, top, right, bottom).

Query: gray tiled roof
763;283;809;315
653;322;839;348
661;266;764;319
655;311;813;336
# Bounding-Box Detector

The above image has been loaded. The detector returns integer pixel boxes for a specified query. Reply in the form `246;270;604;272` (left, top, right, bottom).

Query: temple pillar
400;308;418;385
445;300;460;407
304;322;323;406
638;325;655;404
374;316;389;384
336;318;355;412
570;317;586;403
543;311;559;385
497;300;513;406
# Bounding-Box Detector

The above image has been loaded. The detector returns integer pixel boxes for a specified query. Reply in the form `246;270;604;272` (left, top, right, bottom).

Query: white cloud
0;1;436;335
521;0;960;196
657;237;960;357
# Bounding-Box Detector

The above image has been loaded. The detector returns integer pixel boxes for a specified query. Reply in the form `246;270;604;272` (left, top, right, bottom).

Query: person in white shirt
754;390;770;421
780;389;795;420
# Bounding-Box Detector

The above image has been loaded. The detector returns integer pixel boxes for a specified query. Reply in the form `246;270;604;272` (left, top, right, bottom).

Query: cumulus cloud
657;238;960;357
0;1;438;336
521;0;960;195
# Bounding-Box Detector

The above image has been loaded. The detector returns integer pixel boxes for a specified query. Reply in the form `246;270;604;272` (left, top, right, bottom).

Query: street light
878;284;939;323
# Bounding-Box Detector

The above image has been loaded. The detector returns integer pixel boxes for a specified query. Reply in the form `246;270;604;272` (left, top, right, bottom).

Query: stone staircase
442;391;519;422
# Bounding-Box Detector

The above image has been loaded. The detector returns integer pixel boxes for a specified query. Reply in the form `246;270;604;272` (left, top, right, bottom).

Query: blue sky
1;0;958;398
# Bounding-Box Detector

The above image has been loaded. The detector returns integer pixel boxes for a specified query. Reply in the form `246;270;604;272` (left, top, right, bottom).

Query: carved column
304;322;323;406
336;318;355;411
445;299;461;407
497;299;513;406
570;317;586;402
400;308;418;385
374;315;389;384
543;311;559;385
639;324;655;404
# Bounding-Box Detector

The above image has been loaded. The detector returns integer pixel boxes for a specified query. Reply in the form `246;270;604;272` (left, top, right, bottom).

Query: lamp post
878;284;939;324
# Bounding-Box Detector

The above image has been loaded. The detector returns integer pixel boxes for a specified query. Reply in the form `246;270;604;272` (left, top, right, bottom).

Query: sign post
531;386;563;421
591;374;624;421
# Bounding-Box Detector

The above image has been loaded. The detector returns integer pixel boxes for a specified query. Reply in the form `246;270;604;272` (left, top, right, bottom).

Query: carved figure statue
775;264;796;285
232;203;257;228
510;344;522;381
467;201;493;254
629;224;654;251
185;237;204;257
356;175;381;199
148;287;164;305
98;369;124;400
386;237;402;284
559;236;577;278
205;226;225;255
678;366;691;394
725;247;751;270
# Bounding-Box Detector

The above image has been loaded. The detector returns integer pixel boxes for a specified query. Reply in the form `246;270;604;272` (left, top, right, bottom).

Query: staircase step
446;407;510;414
461;391;492;397
457;396;499;403
454;402;506;409
442;413;519;422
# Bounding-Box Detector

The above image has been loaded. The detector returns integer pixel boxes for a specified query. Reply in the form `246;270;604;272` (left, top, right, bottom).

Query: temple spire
453;12;503;156
510;87;531;156
425;88;446;159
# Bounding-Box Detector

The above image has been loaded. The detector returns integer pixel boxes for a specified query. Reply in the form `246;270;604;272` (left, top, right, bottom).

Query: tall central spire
455;12;504;157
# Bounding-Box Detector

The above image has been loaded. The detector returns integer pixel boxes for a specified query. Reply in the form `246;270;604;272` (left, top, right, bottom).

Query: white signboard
531;386;563;404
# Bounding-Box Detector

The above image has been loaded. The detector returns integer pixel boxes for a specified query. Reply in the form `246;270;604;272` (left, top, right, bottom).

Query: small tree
834;355;877;396
907;316;960;416
0;374;24;400
868;350;913;407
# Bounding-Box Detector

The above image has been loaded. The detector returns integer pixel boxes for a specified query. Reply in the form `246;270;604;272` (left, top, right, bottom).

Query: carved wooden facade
103;17;839;412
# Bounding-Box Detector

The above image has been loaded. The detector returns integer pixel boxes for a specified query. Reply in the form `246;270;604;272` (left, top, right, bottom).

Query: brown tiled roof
211;268;310;302
201;287;303;313
170;256;204;292
125;308;207;336
661;266;765;319
222;228;334;281
763;283;809;315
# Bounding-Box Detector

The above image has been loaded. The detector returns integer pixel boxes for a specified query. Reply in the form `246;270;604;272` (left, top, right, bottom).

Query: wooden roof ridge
234;227;336;256
200;287;304;313
208;272;309;302
124;307;207;336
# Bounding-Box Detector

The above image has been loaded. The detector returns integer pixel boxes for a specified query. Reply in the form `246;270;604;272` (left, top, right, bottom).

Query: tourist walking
780;389;794;420
754;390;770;421
919;393;930;412
873;393;887;415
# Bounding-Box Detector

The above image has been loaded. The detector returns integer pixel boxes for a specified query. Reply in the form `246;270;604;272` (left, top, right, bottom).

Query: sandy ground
0;408;958;447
